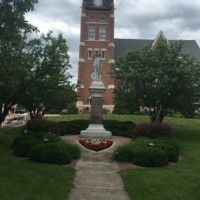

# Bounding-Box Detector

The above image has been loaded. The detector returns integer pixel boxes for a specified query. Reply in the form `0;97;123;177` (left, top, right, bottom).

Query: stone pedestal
80;80;112;138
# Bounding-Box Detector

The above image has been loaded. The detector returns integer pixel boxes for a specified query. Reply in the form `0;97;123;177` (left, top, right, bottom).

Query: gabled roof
152;30;169;48
114;38;200;61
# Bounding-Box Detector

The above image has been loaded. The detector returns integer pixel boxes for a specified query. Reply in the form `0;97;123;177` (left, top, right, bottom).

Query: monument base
80;124;112;139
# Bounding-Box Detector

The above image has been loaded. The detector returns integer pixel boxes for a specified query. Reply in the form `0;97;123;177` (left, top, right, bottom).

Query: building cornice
83;0;113;11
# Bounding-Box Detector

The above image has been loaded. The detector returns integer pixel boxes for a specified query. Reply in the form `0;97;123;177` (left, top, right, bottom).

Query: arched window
89;17;95;23
100;18;106;23
88;17;96;40
99;18;106;40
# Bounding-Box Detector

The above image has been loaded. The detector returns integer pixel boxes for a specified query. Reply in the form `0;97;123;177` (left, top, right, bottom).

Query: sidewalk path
69;161;131;200
61;135;132;200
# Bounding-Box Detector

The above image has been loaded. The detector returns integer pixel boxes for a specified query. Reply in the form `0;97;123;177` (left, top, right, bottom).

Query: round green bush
133;137;152;146
14;139;43;157
132;147;168;167
155;143;179;162
12;136;37;148
113;138;169;167
153;137;180;153
23;131;62;143
60;142;81;159
41;132;62;143
112;143;135;162
133;122;173;138
29;143;72;164
60;109;68;115
26;120;61;136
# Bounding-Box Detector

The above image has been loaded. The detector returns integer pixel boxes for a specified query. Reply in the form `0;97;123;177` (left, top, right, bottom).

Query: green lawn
0;134;75;200
46;114;200;200
1;114;200;200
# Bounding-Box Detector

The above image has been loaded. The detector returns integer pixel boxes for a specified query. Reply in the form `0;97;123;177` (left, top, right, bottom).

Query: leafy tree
111;41;200;122
0;0;38;126
20;32;77;119
0;0;76;126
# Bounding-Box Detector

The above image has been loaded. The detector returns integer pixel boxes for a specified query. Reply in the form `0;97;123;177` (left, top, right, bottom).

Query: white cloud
25;0;200;84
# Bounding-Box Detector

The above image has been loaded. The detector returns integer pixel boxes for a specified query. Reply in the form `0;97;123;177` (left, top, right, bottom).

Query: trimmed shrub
14;139;43;157
104;120;136;138
60;109;68;115
68;106;78;114
113;141;168;167
22;131;62;143
112;143;135;162
26;120;60;136
155;143;179;162
133;122;173;138
112;137;180;167
13;131;62;154
12;136;36;148
29;143;72;164
58;120;136;138
59;142;81;159
153;137;180;153
133;137;152;146
132;147;168;167
58;120;88;135
41;132;62;143
60;106;78;115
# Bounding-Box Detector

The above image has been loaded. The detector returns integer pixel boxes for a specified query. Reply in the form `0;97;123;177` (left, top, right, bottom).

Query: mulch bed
63;159;78;168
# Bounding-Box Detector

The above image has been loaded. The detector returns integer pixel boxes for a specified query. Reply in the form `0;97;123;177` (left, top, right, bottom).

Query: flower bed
79;139;113;152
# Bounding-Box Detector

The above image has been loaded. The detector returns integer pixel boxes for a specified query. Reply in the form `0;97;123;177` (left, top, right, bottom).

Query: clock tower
77;0;115;113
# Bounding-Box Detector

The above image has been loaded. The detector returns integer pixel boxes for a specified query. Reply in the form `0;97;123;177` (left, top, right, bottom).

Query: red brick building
77;0;200;113
77;0;115;113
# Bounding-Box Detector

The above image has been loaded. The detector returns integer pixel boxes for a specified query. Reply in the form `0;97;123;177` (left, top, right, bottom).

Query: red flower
79;139;113;151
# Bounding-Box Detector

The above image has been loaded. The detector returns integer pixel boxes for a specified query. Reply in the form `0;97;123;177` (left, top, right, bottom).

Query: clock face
94;0;103;6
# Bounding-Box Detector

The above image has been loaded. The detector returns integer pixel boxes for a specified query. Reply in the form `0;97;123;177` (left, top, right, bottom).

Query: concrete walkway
62;136;132;200
69;160;131;200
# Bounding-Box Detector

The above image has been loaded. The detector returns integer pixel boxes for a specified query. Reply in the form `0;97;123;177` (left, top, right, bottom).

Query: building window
88;24;95;40
100;17;106;23
95;50;99;55
102;51;106;59
88;17;96;40
99;24;106;40
88;50;92;59
99;18;106;40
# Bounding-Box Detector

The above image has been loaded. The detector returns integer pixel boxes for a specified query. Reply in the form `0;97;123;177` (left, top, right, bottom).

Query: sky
25;0;200;83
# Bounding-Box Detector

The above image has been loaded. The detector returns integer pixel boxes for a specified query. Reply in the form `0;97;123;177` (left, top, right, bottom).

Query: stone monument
80;54;112;138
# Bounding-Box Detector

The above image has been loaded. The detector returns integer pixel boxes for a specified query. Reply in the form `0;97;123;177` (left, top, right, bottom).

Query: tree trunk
29;110;34;120
149;109;165;123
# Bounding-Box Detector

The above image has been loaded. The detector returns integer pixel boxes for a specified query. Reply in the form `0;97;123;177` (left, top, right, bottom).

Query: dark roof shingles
114;39;200;61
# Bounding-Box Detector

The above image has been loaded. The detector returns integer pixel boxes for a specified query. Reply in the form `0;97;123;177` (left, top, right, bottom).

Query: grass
45;114;200;200
2;125;25;135
120;127;200;200
2;114;200;200
0;134;75;200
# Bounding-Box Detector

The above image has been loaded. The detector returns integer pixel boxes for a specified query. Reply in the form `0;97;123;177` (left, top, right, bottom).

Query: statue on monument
80;53;112;138
93;53;102;80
